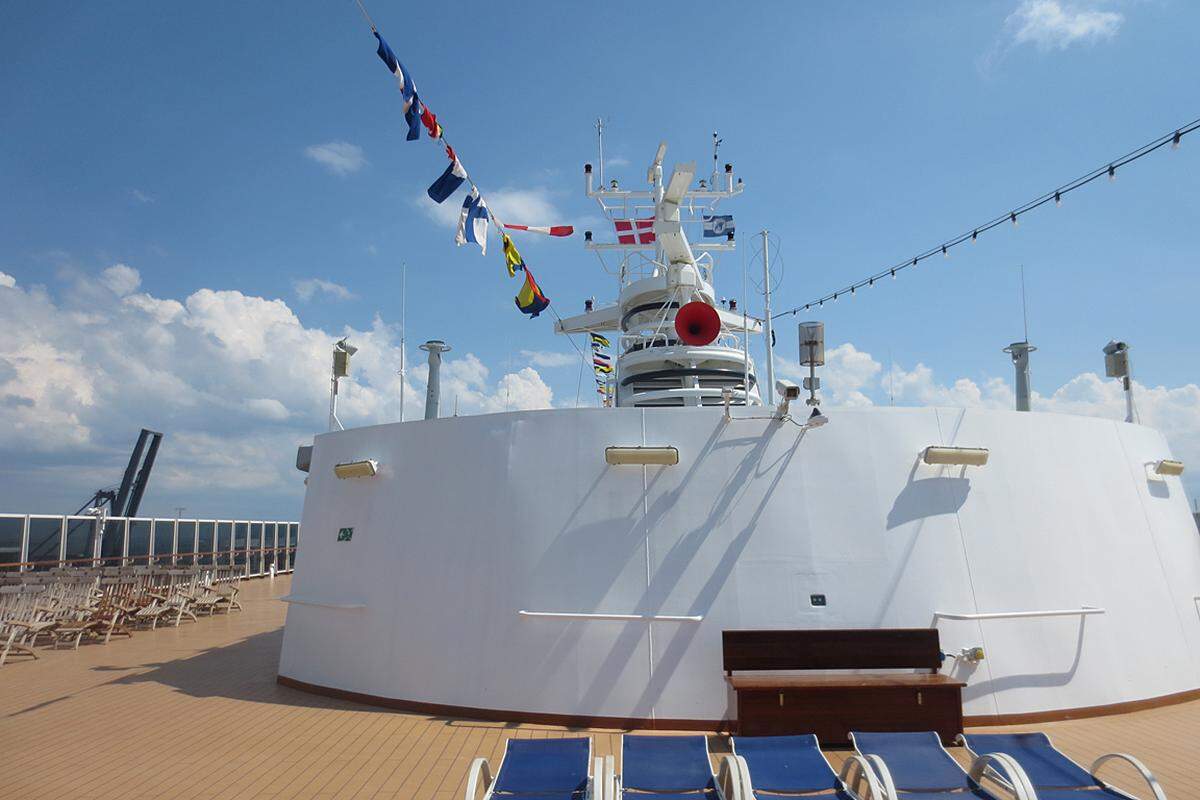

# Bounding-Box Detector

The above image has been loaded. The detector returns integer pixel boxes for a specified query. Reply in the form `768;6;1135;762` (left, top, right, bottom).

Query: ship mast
556;133;762;408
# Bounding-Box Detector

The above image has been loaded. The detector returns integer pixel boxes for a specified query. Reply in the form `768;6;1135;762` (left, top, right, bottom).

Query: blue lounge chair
849;731;1036;800
731;734;885;799
960;732;1168;800
463;736;597;800
614;734;744;800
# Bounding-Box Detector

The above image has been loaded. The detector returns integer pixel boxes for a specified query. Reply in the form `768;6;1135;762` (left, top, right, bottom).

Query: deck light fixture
923;446;989;467
334;459;379;479
1154;459;1185;477
329;338;357;432
605;446;679;466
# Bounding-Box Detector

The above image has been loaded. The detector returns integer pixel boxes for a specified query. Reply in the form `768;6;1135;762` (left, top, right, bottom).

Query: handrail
280;595;366;609
935;605;1105;621
518;610;703;622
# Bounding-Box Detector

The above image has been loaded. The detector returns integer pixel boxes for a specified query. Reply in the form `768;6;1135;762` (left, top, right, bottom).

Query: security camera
775;380;801;401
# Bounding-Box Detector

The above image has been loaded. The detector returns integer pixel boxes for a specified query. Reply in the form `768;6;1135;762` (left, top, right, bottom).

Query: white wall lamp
922;446;989;467
1153;459;1185;477
605;446;679;466
333;459;379;479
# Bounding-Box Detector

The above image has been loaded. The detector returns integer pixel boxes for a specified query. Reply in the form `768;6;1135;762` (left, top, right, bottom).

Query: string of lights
774;116;1200;318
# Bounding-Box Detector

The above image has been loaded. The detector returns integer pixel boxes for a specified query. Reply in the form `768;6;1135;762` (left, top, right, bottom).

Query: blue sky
1;1;1197;517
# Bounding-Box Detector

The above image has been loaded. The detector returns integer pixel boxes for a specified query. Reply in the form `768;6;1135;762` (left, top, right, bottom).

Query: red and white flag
503;223;574;237
615;218;655;245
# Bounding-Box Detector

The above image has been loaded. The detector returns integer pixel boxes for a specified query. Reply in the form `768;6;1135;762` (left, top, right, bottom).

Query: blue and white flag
373;31;422;141
456;190;489;254
427;158;468;203
703;214;734;238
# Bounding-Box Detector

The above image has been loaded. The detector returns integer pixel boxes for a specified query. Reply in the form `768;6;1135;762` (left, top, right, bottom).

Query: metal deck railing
0;514;299;576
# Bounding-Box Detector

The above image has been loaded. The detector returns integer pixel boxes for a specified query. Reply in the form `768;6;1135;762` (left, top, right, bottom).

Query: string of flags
363;10;577;320
590;332;613;404
773;116;1200;318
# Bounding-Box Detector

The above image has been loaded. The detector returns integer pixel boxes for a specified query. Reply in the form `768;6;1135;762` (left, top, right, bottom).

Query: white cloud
605;156;631;168
293;278;356;302
243;397;290;420
0;272;15;289
123;293;185;324
304;141;367;176
1006;0;1122;50
0;269;557;515
100;263;141;296
520;350;579;368
981;1;1122;73
776;343;882;407
130;188;155;204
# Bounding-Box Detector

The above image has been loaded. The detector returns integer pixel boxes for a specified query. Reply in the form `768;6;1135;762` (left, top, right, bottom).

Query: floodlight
605;446;679;466
335;338;358;356
333;459;378;479
923;446;989;467
1154;459;1185;477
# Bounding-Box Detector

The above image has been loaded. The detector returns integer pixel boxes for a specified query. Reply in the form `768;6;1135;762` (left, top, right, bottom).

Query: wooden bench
723;629;965;745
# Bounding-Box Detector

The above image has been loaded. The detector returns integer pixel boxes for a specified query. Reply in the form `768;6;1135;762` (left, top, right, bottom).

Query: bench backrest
722;628;942;674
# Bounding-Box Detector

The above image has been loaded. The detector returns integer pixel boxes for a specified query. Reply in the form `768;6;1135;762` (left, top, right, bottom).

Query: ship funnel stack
1004;341;1037;412
419;340;452;420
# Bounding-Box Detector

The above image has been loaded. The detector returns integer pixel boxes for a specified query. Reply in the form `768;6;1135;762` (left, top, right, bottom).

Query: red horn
674;301;721;346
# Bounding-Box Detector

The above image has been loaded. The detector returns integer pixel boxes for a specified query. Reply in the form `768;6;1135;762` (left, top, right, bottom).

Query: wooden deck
0;575;1195;799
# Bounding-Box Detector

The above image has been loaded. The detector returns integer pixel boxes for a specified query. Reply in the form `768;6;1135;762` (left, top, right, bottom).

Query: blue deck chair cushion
492;737;590;796
850;731;969;791
622;734;716;793
1020;790;1130;800
959;733;1099;789
733;735;841;794
874;792;993;800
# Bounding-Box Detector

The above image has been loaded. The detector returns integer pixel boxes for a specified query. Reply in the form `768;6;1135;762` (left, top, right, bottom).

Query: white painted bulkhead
278;406;1200;723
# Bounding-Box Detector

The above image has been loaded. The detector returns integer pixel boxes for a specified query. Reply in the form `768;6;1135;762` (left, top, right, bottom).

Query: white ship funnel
419;340;452;420
1004;341;1036;412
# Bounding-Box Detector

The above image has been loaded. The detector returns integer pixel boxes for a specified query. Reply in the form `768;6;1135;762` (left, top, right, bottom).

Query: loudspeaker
674;301;721;346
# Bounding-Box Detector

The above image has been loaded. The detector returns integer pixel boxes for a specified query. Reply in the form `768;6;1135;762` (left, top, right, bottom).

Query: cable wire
773;117;1200;318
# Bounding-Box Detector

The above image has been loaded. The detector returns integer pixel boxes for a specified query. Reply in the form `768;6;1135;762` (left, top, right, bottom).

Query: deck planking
0;575;1195;799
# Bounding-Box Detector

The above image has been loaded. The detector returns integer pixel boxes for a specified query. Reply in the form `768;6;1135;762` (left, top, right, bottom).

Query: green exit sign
337;527;354;542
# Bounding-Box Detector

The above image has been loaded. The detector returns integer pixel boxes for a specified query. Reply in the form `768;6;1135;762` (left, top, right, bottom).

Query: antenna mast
761;229;775;405
595;117;606;188
1020;264;1029;343
399;263;407;422
711;132;723;187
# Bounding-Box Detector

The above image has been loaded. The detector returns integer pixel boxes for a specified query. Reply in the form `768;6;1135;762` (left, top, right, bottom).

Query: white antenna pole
711;132;722;187
761;230;775;406
329;375;340;432
398;264;406;423
1020;264;1029;342
742;253;749;406
1125;351;1137;424
596;117;605;188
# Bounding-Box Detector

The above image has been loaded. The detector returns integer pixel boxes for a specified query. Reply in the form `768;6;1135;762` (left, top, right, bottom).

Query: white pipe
761;229;775;406
518;610;703;622
934;605;1105;621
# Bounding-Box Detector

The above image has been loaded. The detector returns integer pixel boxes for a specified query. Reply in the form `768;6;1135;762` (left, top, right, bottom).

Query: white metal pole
1124;355;1136;423
399;264;406;423
742;256;749;406
761;230;775;406
329;376;336;431
596;117;605;188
